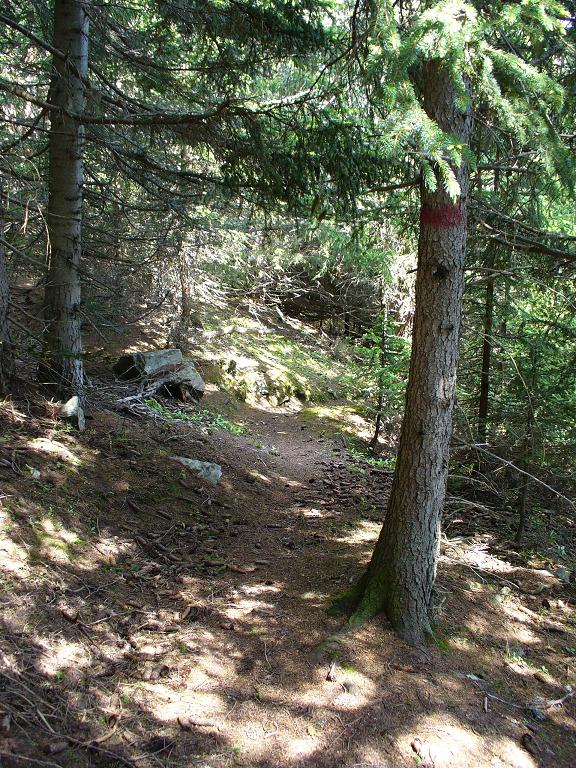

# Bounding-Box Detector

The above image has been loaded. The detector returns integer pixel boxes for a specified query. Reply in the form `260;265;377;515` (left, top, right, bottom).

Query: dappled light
1;387;574;767
1;1;575;767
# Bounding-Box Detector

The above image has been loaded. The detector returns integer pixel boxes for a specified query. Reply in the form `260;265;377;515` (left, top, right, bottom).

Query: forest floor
1;312;575;768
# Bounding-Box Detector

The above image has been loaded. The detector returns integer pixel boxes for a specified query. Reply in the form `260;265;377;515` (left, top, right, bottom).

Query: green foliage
144;399;246;435
355;315;411;413
347;444;396;471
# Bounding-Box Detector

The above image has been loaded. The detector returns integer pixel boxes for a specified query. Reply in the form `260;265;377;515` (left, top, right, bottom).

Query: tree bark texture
41;0;88;400
351;60;473;645
0;207;14;395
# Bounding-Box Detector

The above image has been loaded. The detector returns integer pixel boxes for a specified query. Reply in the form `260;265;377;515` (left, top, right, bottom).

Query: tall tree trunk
0;194;14;395
40;0;88;401
472;247;495;478
347;60;472;646
476;163;499;454
177;233;192;323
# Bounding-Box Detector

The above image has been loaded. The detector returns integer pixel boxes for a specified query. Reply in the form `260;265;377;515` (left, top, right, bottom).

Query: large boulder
152;361;205;402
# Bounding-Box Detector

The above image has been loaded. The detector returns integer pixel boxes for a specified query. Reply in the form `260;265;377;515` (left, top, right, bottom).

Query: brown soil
0;384;575;768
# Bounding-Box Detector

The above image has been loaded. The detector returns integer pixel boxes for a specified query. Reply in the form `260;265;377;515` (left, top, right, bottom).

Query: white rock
59;396;85;432
171;456;222;485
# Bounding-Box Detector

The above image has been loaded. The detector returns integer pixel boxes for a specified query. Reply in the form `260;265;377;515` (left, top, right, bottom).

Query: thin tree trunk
370;303;388;454
348;60;472;646
176;231;192;345
0;194;14;395
472;247;495;478
477;269;494;443
40;0;88;401
515;349;537;544
476;163;499;453
369;360;385;454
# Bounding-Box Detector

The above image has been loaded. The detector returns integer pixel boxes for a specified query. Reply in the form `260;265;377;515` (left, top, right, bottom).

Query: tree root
326;572;368;617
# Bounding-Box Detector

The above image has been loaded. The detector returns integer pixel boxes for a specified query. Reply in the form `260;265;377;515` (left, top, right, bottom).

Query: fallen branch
453;439;575;508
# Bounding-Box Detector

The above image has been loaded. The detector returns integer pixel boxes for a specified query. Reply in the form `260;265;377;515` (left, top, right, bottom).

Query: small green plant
434;635;451;654
505;647;527;666
348;444;396;470
144;399;246;435
101;564;123;574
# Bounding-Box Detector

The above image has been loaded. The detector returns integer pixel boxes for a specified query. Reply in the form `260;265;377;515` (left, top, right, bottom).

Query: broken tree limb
147;361;205;402
113;349;183;380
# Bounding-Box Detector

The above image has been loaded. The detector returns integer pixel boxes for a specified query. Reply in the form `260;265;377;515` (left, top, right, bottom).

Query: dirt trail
0;394;575;768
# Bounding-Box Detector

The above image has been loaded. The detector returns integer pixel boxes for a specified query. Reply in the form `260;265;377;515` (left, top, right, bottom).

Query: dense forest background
0;1;575;767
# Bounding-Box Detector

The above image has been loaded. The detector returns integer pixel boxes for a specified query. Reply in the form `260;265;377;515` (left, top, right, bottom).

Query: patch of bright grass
347;444;396;470
434;635;451;654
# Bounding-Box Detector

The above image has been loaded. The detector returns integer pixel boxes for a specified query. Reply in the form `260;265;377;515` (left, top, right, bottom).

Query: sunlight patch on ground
0;522;30;576
398;717;482;766
28;437;81;466
137;686;225;719
301;507;326;518
284;736;318;760
247;469;271;484
36;637;90;679
300;403;373;440
494;736;539;768
223;596;277;621
41;517;82;543
442;535;516;574
300;590;329;600
235;584;281;596
334;519;380;544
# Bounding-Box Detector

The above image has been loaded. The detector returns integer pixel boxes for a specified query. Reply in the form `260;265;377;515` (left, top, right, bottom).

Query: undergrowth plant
144;399;246;435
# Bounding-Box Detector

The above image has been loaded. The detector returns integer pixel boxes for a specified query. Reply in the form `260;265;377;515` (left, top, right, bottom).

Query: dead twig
0;754;63;768
545;689;574;709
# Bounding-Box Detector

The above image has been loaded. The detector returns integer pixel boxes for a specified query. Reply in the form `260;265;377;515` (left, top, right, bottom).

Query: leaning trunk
349;60;472;646
41;0;88;400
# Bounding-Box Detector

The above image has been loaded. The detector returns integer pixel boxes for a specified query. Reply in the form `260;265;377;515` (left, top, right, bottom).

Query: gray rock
554;566;571;584
156;360;205;402
528;705;547;722
59;396;85;432
171;456;222;485
114;349;183;380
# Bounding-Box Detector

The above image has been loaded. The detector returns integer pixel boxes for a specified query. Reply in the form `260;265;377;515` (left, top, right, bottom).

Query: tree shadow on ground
0;395;575;768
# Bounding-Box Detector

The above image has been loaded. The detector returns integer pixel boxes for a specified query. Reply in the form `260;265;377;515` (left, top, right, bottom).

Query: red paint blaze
420;203;465;228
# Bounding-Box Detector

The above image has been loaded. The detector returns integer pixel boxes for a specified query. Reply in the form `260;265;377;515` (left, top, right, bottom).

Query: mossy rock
216;356;323;404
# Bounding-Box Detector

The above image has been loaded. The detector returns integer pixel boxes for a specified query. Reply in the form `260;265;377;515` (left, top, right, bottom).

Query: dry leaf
228;564;257;574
